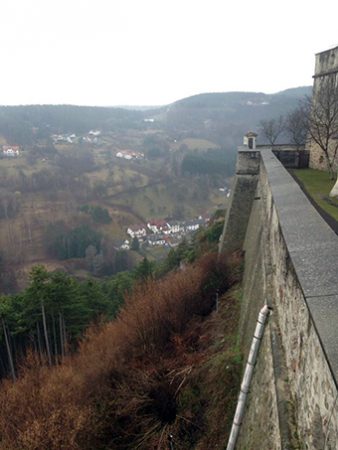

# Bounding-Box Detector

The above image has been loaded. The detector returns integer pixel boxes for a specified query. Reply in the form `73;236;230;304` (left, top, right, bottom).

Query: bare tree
285;106;308;150
259;116;285;145
1;317;16;381
303;76;338;179
41;299;52;366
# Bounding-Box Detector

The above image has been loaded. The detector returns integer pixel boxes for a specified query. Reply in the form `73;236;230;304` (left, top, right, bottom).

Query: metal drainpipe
226;304;272;450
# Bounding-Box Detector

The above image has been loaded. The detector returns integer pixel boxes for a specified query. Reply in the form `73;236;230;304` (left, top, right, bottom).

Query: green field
292;168;338;221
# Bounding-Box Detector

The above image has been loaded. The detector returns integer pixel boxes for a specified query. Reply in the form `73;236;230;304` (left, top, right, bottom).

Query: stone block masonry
221;148;338;449
218;147;260;253
310;45;338;172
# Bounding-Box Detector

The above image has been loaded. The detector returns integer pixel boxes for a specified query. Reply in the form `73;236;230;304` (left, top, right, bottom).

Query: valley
0;87;310;292
0;127;227;292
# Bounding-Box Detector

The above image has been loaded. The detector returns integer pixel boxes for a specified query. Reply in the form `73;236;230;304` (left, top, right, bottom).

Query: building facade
309;45;338;171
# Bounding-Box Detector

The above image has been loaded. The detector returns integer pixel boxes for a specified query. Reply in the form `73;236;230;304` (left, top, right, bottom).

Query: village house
124;215;210;251
113;239;130;251
147;219;170;234
82;136;98;144
184;218;205;232
51;134;78;144
51;134;64;144
147;235;167;247
88;130;101;136
167;221;183;234
116;150;144;160
2;145;20;157
120;239;130;250
116;151;132;160
126;224;147;239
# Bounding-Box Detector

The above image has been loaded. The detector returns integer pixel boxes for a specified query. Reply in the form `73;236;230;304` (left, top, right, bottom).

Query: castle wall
221;149;338;449
218;147;260;253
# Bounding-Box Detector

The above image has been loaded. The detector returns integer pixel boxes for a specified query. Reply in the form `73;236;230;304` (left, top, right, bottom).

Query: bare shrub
0;252;241;449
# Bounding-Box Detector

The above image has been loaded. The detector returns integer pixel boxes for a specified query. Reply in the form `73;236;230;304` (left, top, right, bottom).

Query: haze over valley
0;87;310;292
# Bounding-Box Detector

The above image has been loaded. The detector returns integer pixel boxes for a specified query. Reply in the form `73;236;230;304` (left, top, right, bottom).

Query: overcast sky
1;0;338;106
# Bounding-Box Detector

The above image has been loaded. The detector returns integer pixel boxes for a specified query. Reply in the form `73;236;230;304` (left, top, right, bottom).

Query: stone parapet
218;147;260;253
315;46;338;77
224;148;338;449
235;147;261;175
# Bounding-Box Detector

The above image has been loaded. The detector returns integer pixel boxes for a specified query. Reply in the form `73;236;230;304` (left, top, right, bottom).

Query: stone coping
261;149;338;385
315;44;338;56
257;144;306;150
237;146;260;153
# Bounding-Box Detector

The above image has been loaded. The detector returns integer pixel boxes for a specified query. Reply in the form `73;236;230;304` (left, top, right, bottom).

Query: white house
167;221;183;234
116;150;144;160
120;240;130;250
83;136;98;144
89;130;101;136
51;134;66;144
2;145;20;157
185;219;204;232
147;219;170;234
147;235;166;246
117;151;133;160
127;225;147;239
66;134;77;144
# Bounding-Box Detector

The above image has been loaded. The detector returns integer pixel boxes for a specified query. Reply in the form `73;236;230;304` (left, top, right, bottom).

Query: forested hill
163;86;312;146
0;87;311;145
0;105;144;144
170;86;311;108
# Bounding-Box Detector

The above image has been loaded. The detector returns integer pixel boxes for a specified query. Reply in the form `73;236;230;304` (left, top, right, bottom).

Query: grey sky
1;0;337;106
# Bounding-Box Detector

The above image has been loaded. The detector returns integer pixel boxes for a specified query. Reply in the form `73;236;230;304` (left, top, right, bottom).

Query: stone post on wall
219;133;261;254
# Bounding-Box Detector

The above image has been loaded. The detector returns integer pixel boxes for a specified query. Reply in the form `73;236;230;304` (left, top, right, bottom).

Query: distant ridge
274;86;312;97
0;86;312;146
169;86;312;108
107;87;312;111
114;105;164;111
159;86;312;147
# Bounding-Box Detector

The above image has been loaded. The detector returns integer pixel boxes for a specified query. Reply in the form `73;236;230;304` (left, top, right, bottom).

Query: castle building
309;45;338;171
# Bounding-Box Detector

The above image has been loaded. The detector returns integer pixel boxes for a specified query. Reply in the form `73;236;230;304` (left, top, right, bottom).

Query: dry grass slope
0;252;242;449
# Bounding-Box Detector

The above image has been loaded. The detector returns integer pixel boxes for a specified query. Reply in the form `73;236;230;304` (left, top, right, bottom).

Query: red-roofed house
147;219;170;234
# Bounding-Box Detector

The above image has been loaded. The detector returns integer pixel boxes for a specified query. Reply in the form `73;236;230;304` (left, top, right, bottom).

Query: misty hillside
161;86;312;147
274;86;312;98
0;87;311;147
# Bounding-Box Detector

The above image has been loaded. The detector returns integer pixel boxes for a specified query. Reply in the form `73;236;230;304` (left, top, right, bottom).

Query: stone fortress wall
220;146;338;449
310;45;338;172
